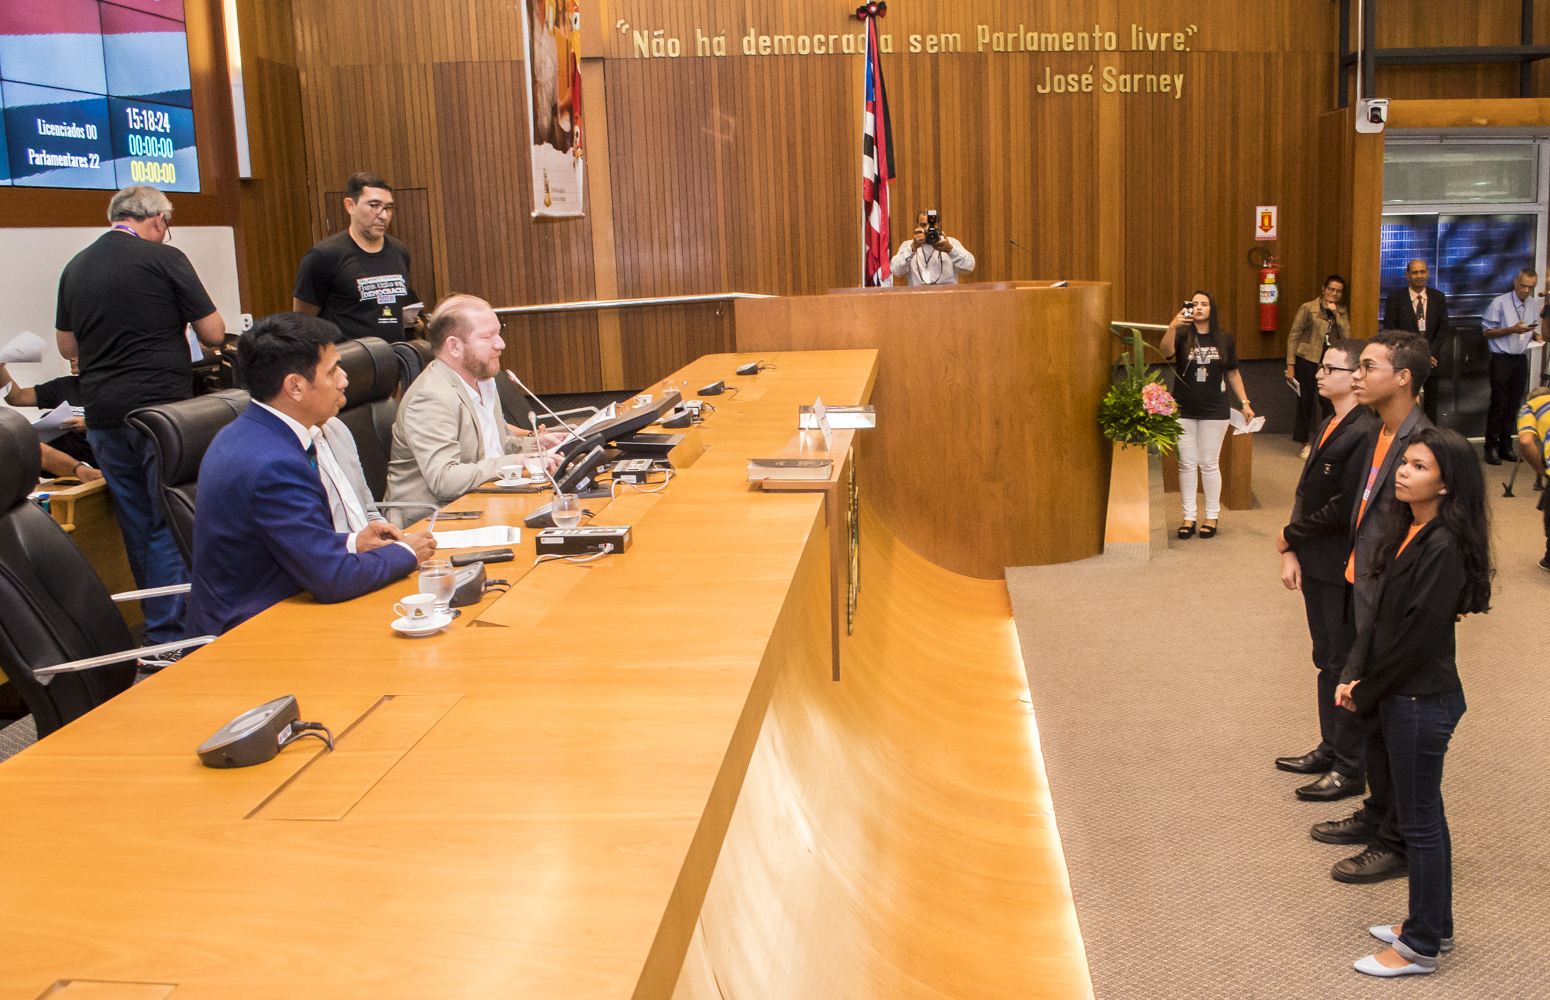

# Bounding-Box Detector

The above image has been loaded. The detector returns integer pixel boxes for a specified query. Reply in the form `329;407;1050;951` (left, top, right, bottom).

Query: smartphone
1181;301;1194;317
434;510;483;520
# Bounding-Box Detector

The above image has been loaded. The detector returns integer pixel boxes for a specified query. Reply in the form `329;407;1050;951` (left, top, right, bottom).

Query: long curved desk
0;350;1092;1000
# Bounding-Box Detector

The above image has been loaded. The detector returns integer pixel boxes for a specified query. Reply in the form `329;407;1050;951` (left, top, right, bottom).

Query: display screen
0;0;198;191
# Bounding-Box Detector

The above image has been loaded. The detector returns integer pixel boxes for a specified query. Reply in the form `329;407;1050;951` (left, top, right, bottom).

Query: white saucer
495;476;540;487
391;612;453;636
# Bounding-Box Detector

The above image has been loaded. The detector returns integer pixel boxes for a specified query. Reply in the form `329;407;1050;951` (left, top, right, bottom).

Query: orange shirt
1317;408;1347;450
1396;522;1425;558
1346;424;1398;584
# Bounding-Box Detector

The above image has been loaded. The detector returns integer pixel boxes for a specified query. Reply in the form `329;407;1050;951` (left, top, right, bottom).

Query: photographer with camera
890;209;975;286
1161;291;1254;539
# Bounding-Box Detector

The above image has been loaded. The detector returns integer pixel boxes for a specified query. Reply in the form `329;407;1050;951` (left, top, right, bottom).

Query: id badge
1417;318;1426;333
1195;366;1208;382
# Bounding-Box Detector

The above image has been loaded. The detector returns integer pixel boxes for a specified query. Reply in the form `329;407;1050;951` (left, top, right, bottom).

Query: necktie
1415;293;1425;323
305;443;318;469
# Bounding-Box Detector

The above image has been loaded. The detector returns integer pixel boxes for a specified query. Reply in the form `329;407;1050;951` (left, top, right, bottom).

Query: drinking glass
521;437;547;479
552;493;583;529
417;559;455;614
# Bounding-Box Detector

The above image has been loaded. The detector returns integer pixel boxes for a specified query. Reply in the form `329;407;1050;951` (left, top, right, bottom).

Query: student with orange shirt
1275;339;1378;802
1307;330;1434;885
1337;427;1491;977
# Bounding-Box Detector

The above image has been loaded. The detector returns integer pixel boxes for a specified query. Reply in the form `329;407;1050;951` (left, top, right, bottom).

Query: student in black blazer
1307;330;1434;884
1337;427;1492;978
1275;339;1378;802
1382;260;1451;423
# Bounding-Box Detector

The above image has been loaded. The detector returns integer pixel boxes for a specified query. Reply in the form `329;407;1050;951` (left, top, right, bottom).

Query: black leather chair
392;338;435;391
0;410;212;738
126;390;250;570
335;337;401;501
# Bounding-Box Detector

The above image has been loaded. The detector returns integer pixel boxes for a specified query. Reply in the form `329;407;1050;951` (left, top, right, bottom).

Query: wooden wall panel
230;0;1550;382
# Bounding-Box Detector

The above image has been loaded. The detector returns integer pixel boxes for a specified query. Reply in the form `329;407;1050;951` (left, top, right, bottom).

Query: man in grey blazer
384;294;561;524
1311;329;1433;887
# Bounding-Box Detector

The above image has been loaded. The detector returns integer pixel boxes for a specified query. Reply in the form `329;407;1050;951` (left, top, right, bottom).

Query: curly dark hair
1368;427;1493;615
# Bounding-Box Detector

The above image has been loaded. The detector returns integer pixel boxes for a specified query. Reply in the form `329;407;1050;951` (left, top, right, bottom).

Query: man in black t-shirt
1;358;95;470
292;172;414;343
55;185;226;644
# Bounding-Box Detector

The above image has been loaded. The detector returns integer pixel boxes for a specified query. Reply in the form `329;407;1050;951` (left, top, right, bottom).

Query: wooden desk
0;350;1092;1000
38;477;143;633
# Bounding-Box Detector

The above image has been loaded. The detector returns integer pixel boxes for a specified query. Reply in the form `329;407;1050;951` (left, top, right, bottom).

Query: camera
923;209;942;245
1355;98;1389;134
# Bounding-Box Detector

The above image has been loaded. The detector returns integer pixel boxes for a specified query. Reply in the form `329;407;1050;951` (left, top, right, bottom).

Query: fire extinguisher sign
1255;205;1278;240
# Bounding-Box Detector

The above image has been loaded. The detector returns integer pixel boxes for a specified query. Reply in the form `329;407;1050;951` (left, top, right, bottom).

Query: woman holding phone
1337;428;1492;978
1160;291;1255;538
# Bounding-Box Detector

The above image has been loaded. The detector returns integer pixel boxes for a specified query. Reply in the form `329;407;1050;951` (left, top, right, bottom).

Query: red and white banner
860;4;894;286
522;0;585;218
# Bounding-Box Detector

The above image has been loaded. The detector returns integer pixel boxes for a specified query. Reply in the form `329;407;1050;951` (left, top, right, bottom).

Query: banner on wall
521;0;585;218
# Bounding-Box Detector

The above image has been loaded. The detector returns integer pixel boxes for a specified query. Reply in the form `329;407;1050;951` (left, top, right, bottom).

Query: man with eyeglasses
1307;329;1433;887
1480;268;1543;465
293;172;416;343
1381;260;1450;424
1275;339;1378;803
54;185;227;645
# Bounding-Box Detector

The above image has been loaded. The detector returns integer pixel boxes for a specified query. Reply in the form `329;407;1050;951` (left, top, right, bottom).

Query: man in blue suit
186;313;436;637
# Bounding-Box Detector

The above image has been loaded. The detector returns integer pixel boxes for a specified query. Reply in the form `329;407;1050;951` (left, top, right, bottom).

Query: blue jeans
86;426;189;644
1382;690;1466;965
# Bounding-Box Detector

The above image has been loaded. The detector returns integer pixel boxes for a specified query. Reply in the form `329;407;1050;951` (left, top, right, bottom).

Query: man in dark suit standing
1307;330;1433;886
185;313;436;638
1275;339;1378;803
1382;259;1450;424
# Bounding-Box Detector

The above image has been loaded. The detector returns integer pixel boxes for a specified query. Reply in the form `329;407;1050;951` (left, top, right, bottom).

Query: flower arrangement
1099;367;1184;453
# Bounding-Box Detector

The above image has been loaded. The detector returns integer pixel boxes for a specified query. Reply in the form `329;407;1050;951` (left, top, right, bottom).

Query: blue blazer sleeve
253;458;417;603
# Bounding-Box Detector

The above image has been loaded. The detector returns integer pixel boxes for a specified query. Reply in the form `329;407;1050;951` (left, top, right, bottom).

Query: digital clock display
0;0;200;192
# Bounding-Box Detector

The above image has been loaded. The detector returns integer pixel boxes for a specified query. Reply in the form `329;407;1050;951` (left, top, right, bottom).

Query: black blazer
1383;286;1451;354
1341;520;1465;716
1283;406;1379;582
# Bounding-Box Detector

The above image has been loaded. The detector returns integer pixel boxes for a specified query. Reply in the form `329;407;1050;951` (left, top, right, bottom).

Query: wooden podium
734;282;1113;578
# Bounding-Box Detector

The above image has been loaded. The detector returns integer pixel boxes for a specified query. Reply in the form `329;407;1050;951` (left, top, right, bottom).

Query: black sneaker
1333;845;1408;884
1311;813;1377;844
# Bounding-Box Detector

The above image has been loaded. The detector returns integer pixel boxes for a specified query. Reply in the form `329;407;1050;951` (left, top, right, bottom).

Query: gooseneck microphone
505;368;579;438
1009;239;1034;258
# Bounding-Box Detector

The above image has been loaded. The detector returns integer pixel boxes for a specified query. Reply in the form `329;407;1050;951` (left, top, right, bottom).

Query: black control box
612;458;656;484
535;525;633;555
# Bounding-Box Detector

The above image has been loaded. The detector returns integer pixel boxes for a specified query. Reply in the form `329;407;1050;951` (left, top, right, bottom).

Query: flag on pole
859;3;894;287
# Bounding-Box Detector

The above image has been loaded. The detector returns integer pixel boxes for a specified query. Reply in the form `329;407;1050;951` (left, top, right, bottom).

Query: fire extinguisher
1257;255;1281;332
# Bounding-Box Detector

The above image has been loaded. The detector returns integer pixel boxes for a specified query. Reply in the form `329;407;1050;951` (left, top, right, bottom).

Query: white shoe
1354;953;1435;977
1370;924;1454;952
1300;444;1311;459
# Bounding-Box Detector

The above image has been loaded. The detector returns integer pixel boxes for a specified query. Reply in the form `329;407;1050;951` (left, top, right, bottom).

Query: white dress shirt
459;376;507;459
889;237;976;286
1411;288;1429;333
254;401;413;557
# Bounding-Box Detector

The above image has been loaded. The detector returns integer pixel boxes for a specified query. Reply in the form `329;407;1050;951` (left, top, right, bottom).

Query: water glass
552;493;583;529
417;559;455;614
521;437;547;479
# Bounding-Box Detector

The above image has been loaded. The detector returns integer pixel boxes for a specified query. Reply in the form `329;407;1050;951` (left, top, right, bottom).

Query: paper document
1229;408;1266;436
185;324;203;362
403;302;425;324
0;331;45;364
432;525;521;547
32;401;74;443
1285;376;1300;396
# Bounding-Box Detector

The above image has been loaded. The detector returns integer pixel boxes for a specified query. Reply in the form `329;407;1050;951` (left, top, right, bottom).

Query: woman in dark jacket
1337;427;1492;978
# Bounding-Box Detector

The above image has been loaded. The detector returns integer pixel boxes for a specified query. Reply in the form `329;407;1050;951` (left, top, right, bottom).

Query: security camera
1356;98;1389;134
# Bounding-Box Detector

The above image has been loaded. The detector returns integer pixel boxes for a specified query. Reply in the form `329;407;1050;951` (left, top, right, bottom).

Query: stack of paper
0;331;45;364
432;525;521;547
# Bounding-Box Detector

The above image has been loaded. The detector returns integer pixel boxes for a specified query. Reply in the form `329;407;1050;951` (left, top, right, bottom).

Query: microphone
505;369;578;437
1009;239;1033;258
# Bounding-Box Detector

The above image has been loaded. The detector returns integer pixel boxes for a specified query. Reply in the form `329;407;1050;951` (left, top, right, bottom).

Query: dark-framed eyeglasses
1317;363;1356;374
1356;361;1395;374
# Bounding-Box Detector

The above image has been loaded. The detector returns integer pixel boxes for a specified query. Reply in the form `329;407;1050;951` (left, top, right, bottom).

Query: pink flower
1141;382;1177;416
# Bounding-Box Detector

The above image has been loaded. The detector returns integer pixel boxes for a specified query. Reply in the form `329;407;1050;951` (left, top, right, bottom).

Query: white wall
0;226;242;390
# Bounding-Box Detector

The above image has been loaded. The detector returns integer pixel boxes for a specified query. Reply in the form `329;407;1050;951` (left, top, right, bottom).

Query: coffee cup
633;393;653;407
497;466;525;482
394;593;437;622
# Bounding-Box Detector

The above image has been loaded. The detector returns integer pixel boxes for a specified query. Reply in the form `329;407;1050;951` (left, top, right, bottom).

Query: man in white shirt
384;294;565;525
890;210;976;286
1480;267;1544;464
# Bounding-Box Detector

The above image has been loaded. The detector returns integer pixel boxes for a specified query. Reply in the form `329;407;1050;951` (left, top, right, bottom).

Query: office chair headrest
125;390;250;486
0;408;42;514
336;337;401;410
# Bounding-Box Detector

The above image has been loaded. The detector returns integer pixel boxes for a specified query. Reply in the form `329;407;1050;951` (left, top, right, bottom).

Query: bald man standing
1382;259;1450;424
